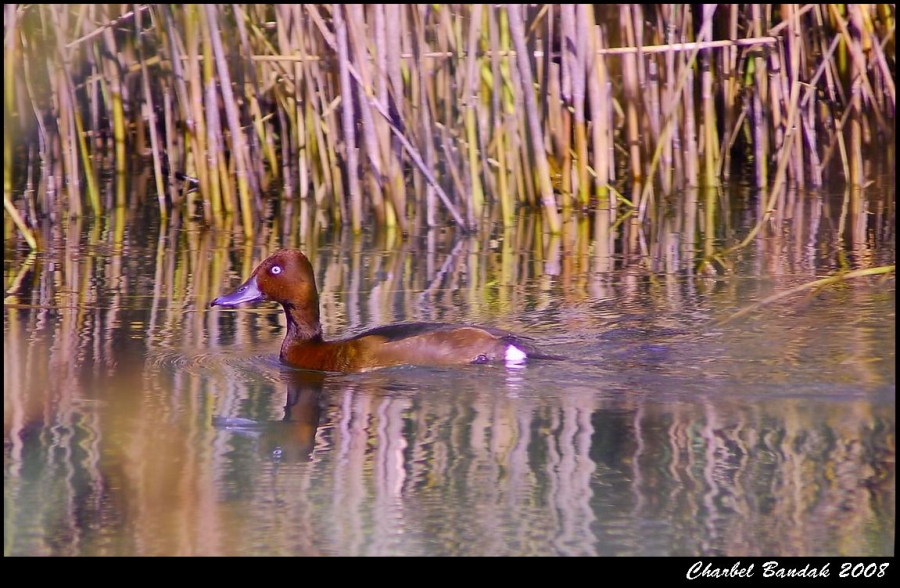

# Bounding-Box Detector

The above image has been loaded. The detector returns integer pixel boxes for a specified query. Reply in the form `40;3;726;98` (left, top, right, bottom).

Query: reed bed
3;4;896;248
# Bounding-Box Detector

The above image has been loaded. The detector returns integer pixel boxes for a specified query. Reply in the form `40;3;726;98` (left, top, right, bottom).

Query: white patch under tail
504;344;527;365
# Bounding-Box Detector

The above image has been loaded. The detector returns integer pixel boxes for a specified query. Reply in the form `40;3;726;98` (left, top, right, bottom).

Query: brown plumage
211;249;561;373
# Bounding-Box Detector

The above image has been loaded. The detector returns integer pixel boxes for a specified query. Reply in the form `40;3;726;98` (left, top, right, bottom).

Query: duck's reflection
212;363;532;462
213;369;325;462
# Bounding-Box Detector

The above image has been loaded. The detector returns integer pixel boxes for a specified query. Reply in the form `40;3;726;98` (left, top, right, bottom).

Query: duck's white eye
270;265;283;275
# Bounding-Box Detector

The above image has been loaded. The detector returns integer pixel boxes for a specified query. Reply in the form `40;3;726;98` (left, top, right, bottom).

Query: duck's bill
210;275;265;307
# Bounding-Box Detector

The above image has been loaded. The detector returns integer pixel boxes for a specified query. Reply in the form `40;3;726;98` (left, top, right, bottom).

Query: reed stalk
720;6;739;182
620;7;643;192
550;6;570;212
2;4;894;245
100;6;126;200
236;6;278;190
680;8;699;190
464;4;485;226
751;4;769;189
414;5;437;227
700;6;719;188
383;4;408;230
587;21;610;209
785;4;805;188
507;4;561;234
136;9;167;220
646;48;665;192
4;192;37;249
488;8;513;227
334;5;362;233
347;4;391;230
205;5;254;237
571;6;589;208
4;4;17;117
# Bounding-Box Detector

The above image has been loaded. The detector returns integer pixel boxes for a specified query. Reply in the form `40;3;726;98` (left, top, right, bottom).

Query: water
4;188;895;556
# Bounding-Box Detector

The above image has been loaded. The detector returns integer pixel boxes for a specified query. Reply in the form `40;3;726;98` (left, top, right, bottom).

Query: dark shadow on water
213;369;326;462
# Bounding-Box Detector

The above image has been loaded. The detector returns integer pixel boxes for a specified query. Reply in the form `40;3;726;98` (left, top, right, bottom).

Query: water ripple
147;346;284;383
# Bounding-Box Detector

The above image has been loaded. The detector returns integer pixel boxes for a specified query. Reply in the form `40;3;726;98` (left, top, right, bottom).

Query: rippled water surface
4;189;895;556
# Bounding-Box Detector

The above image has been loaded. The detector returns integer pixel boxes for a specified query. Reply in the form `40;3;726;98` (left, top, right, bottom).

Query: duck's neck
282;301;323;343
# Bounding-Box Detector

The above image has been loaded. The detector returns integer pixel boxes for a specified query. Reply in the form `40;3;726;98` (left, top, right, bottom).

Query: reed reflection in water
4;187;895;556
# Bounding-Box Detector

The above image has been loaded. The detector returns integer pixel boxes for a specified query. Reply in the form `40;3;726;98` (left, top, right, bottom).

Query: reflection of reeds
4;5;895;247
5;322;895;556
3;183;895;554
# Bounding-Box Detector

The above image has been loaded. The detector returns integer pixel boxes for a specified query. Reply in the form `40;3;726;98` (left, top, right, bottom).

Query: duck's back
346;322;562;370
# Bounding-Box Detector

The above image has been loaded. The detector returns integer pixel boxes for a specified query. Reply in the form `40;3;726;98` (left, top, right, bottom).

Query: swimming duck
210;249;559;373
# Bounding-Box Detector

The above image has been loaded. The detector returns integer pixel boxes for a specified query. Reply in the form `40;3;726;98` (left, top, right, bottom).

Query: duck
210;249;560;373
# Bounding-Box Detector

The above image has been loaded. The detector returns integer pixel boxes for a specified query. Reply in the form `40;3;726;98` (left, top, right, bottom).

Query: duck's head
210;249;319;313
